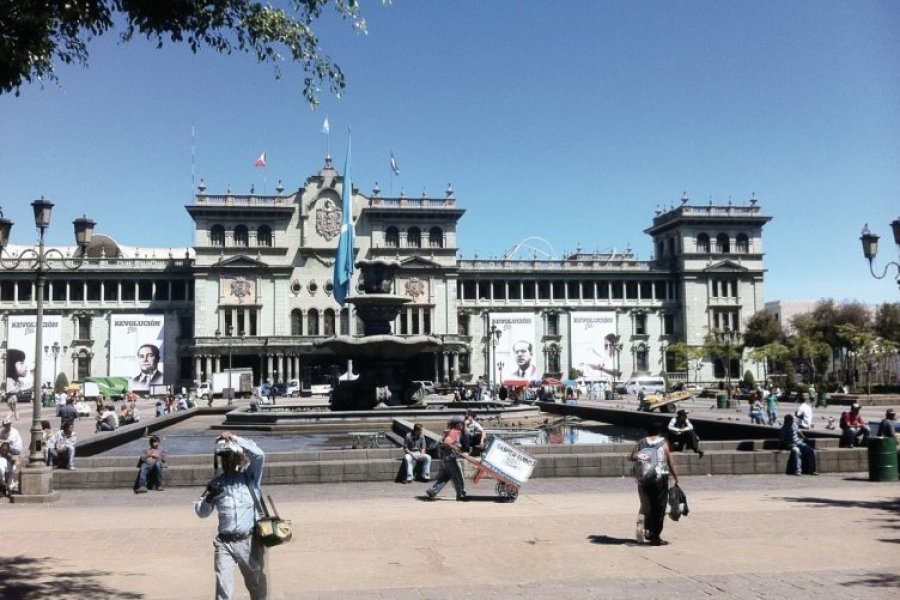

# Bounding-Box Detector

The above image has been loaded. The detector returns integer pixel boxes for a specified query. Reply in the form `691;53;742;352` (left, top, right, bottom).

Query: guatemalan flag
333;132;355;306
390;151;400;176
254;151;267;167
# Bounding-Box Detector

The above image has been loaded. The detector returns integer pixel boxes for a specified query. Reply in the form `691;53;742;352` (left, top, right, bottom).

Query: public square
1;468;897;599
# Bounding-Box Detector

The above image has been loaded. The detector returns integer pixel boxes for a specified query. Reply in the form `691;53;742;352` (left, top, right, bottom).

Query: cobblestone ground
1;474;897;599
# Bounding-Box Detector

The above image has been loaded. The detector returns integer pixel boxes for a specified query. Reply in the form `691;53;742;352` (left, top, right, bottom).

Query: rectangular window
654;281;666;300
423;309;431;334
457;314;470;336
70;281;84;301
154;281;170;301
598;281;609;299
523;282;536;300
625;282;637;300
639;281;652;300
664;313;675;335
171;281;186;301
103;280;118;302
635;313;647;335
611;281;623;300
538;282;550;300
552;281;564;300
508;281;521;300
52;282;66;301
138;281;153;301
547;313;559;336
582;281;595;300
87;281;101;301
459;353;471;375
0;281;13;301
77;316;91;340
492;281;506;300
121;282;135;301
567;281;580;300
19;282;32;301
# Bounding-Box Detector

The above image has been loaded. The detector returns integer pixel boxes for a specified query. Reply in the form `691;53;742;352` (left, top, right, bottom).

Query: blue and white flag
333;131;355;306
321;116;330;135
390;151;400;176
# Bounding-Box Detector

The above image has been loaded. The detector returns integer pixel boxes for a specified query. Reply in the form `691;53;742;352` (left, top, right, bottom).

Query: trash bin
816;392;827;408
604;390;612;401
41;393;54;408
867;437;899;482
716;393;728;409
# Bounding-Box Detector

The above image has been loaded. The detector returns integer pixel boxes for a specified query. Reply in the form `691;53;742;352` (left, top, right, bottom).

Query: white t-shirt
795;403;813;429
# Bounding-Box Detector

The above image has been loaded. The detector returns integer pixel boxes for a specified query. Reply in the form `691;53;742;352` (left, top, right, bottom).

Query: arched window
429;227;443;248
323;309;336;336
385;226;399;248
696;233;710;253
257;225;273;247
290;309;303;336
210;225;225;247
234;225;249;247
735;233;749;253
715;233;730;253
76;349;92;381
546;345;560;374
657;241;665;259
307;308;319;336
407;227;421;248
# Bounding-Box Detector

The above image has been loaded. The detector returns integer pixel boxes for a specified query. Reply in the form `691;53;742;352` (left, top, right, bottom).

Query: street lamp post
215;327;236;405
611;336;622;400
496;361;504;397
0;199;94;502
44;341;66;396
860;220;900;291
489;324;502;399
717;328;742;403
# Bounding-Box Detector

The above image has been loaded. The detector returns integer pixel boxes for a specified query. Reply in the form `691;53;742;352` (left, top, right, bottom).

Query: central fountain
315;259;443;410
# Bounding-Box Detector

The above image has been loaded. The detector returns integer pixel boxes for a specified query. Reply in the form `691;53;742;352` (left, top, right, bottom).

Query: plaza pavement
1;473;897;599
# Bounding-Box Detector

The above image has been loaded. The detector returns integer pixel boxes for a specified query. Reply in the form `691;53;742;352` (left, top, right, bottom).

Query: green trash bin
867;437;899;482
716;393;727;409
816;392;827;408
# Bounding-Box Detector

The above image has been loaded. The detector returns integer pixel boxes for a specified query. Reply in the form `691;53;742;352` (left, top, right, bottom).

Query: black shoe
697;450;705;459
456;493;469;502
649;538;669;546
425;490;436;501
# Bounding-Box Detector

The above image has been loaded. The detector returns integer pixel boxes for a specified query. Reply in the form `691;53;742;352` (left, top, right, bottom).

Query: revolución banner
569;311;618;381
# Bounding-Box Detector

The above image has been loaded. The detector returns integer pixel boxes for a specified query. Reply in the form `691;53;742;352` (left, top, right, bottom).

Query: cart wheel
664;403;677;413
496;482;519;502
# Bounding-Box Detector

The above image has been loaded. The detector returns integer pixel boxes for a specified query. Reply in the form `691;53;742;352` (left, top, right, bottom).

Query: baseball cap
851;402;861;410
1;415;11;426
676;409;688;416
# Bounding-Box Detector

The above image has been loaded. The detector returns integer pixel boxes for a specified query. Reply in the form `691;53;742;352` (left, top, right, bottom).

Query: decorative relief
222;275;256;305
404;277;425;299
315;199;341;241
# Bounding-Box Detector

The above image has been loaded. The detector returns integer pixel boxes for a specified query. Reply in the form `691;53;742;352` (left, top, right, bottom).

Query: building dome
81;234;122;258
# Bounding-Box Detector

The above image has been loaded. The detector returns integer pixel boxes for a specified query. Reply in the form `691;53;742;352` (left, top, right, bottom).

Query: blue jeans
404;453;431;481
427;458;465;498
138;460;164;488
789;443;817;474
47;446;75;469
840;426;870;448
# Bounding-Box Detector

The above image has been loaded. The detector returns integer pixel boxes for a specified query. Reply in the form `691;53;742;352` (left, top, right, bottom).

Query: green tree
747;342;790;383
743;310;784;348
1;0;381;105
666;342;706;385
874;302;900;344
54;371;69;394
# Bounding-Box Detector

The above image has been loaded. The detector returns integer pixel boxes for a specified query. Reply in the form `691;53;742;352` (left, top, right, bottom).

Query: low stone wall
53;416;868;490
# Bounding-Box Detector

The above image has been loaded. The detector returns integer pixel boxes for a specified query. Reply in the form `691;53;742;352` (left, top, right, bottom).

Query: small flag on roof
255;151;267;167
390;151;399;176
321;116;330;135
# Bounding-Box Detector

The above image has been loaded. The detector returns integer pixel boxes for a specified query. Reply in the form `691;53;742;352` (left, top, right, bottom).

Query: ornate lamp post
44;341;67;393
611;335;622;400
716;328;742;402
0;199;94;502
496;361;504;396
860;220;900;291
489;323;502;398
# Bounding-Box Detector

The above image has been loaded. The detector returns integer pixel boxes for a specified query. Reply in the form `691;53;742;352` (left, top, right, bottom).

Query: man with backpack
631;421;679;546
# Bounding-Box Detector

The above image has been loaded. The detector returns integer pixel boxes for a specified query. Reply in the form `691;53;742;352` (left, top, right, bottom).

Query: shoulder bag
250;485;293;547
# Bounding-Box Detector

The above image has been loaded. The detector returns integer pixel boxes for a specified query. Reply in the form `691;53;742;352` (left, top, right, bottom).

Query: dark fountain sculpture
315;259;443;410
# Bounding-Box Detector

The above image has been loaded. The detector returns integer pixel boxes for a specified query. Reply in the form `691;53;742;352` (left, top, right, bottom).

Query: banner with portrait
489;312;540;383
110;315;166;392
7;314;63;392
569;311;618;381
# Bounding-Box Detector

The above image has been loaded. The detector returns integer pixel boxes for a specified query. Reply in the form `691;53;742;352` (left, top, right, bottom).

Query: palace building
0;158;771;393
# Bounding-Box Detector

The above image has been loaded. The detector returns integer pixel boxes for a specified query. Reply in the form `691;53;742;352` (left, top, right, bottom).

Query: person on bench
402;424;431;483
839;403;870;448
667;409;703;458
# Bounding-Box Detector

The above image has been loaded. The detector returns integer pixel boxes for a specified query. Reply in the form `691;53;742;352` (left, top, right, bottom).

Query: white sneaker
635;515;645;544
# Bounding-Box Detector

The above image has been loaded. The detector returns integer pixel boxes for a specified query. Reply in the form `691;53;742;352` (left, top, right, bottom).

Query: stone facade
0;161;771;392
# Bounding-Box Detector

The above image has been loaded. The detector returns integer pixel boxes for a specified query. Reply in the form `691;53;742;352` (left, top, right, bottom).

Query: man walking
194;431;267;599
425;416;468;501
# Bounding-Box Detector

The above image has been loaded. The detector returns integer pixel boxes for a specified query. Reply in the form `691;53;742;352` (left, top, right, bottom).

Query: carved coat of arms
405;278;425;299
316;200;342;241
229;276;254;304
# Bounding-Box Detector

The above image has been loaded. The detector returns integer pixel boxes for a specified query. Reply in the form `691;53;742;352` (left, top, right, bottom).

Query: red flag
255;151;267;167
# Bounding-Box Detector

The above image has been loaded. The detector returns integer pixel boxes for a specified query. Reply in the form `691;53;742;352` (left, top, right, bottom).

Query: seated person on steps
47;419;78;470
667;409;703;458
135;435;167;493
839;403;870;448
780;414;818;476
402;424;431;483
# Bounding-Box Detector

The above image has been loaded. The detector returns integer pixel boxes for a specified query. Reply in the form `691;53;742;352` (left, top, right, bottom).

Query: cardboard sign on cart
480;436;537;486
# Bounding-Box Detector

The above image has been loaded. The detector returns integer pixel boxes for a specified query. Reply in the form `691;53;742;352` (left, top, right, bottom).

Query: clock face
224;276;256;304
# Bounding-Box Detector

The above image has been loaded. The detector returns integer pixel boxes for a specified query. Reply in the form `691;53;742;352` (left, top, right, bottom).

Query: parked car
285;380;301;397
412;381;436;395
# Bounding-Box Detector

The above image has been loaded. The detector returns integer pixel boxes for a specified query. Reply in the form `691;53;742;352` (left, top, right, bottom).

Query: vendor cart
460;436;537;502
638;389;694;413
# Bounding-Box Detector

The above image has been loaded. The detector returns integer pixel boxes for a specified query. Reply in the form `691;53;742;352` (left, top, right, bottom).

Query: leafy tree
747;342;790;383
1;0;381;105
787;333;830;385
666;342;706;385
54;371;69;394
874;302;900;344
742;310;784;348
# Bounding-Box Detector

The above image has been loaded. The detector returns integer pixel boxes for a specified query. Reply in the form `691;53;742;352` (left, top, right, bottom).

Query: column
195;356;202;383
277;354;285;382
433;353;440;382
417;307;424;335
442;352;449;382
267;355;274;382
450;352;457;381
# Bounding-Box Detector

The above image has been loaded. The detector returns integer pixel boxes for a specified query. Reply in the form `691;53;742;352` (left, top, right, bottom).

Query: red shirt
840;411;866;429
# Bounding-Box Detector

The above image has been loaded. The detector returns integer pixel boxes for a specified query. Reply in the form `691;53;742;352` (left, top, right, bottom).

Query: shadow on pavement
780;495;900;515
587;534;637;546
846;572;900;590
416;495;502;503
0;555;143;599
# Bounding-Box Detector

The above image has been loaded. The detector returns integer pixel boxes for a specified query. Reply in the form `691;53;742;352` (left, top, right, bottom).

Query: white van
624;377;666;395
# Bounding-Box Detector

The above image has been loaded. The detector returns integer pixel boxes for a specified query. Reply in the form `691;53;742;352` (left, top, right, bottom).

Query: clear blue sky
1;1;898;305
